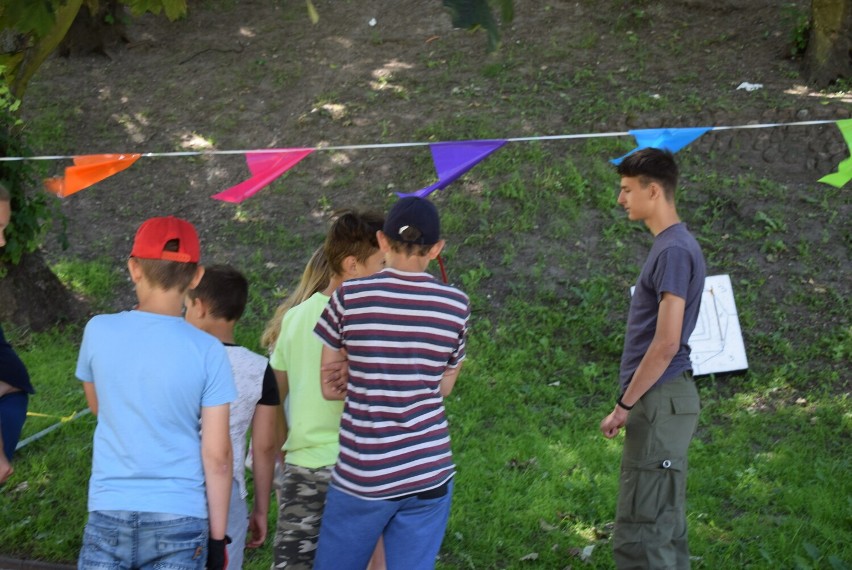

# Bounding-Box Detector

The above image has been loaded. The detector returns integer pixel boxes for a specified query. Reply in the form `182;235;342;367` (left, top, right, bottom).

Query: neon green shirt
270;292;343;468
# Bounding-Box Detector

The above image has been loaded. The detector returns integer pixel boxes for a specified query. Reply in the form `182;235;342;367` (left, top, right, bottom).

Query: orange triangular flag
44;154;141;197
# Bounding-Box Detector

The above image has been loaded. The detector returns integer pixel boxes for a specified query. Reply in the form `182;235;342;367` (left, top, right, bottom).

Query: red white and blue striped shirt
314;267;470;499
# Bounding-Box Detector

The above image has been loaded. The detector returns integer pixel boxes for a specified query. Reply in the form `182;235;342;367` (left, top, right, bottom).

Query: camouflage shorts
272;464;332;570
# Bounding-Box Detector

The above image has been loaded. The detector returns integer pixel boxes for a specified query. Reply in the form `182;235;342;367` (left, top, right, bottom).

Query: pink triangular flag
213;149;314;203
246;152;289;176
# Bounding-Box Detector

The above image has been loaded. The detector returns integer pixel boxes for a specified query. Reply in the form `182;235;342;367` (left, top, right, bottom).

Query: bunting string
0;118;848;200
0;119;839;162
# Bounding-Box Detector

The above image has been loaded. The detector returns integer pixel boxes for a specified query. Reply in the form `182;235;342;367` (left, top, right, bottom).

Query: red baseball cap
130;216;200;263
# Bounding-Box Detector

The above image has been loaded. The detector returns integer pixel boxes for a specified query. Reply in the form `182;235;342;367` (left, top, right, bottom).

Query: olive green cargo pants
613;373;701;569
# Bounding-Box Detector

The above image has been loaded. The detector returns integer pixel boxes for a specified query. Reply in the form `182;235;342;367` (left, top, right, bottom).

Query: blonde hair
260;247;332;350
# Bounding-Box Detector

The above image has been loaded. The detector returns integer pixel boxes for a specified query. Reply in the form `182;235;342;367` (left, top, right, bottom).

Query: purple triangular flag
398;139;507;198
611;127;711;165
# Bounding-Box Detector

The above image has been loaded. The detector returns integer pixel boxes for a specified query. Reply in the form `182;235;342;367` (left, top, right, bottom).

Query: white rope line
15;408;92;451
0;119;840;162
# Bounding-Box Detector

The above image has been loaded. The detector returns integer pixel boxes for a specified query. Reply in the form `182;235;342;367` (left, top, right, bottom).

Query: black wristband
206;536;231;570
616;396;634;411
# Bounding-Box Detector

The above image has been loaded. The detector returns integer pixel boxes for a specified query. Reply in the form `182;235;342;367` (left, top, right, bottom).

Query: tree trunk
0;251;88;332
805;0;852;87
58;1;129;58
5;0;84;100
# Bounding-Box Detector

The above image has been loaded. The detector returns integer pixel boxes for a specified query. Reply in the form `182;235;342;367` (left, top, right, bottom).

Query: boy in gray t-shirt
600;148;706;569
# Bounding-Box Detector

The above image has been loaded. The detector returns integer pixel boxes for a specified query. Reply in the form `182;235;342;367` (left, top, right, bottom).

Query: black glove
206;536;231;570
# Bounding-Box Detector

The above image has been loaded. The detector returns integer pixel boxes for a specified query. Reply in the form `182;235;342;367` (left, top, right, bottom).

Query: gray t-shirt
619;223;706;392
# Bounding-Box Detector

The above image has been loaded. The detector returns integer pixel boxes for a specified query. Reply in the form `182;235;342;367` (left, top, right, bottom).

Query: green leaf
0;0;60;37
498;0;514;22
306;0;319;24
442;0;501;51
125;0;162;17
161;0;187;21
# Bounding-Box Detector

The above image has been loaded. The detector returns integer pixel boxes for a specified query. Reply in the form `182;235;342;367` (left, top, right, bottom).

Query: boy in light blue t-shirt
76;216;236;570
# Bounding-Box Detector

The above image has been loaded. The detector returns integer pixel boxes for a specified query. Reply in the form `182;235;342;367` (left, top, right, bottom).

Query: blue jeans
0;391;28;460
314;479;453;570
78;510;208;570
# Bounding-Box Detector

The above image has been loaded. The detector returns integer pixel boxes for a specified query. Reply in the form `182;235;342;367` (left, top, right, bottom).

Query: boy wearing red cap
313;197;471;570
76;216;237;570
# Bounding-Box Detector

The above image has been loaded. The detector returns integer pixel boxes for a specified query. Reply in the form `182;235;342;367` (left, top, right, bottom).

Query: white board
631;274;748;376
688;274;748;376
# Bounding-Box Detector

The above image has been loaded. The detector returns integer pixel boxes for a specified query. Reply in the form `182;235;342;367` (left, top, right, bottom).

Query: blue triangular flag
611;127;712;165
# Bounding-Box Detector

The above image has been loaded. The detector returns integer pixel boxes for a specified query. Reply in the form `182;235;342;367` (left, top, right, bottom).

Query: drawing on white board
630;274;748;376
688;274;748;376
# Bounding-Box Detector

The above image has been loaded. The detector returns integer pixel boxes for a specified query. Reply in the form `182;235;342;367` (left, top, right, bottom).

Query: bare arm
601;293;685;438
201;404;233;540
83;382;98;415
0;380;20;398
320;345;347;401
247;404;278;548
440;362;463;397
622;292;684;404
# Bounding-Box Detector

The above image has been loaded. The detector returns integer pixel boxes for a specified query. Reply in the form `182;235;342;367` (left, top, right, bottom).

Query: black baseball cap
383;197;441;246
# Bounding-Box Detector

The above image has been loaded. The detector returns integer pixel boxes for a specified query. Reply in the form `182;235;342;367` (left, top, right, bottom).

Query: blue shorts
78;510;209;570
314;479;453;570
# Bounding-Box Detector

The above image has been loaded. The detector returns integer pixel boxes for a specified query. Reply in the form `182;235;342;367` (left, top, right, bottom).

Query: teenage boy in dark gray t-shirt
600;148;706;569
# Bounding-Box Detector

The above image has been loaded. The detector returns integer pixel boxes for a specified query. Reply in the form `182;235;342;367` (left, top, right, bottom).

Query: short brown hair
186;264;248;321
616;148;679;202
324;210;383;275
0;182;10;202
134;239;199;292
386;239;433;257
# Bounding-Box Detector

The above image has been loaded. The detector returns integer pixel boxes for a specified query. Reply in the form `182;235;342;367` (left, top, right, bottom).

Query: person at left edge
0;182;36;486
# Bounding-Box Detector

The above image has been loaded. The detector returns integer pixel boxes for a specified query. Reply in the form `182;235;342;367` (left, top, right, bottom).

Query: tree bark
0;251;88;332
58;1;129;58
4;0;84;100
805;0;852;87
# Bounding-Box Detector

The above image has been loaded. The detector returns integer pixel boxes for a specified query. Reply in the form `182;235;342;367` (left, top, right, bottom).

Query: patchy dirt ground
18;0;851;318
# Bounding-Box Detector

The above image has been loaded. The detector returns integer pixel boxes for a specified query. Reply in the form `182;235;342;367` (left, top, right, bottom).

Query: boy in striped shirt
313;197;471;570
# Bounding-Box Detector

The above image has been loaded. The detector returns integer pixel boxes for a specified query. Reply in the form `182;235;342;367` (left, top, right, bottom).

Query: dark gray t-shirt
619;223;706;392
